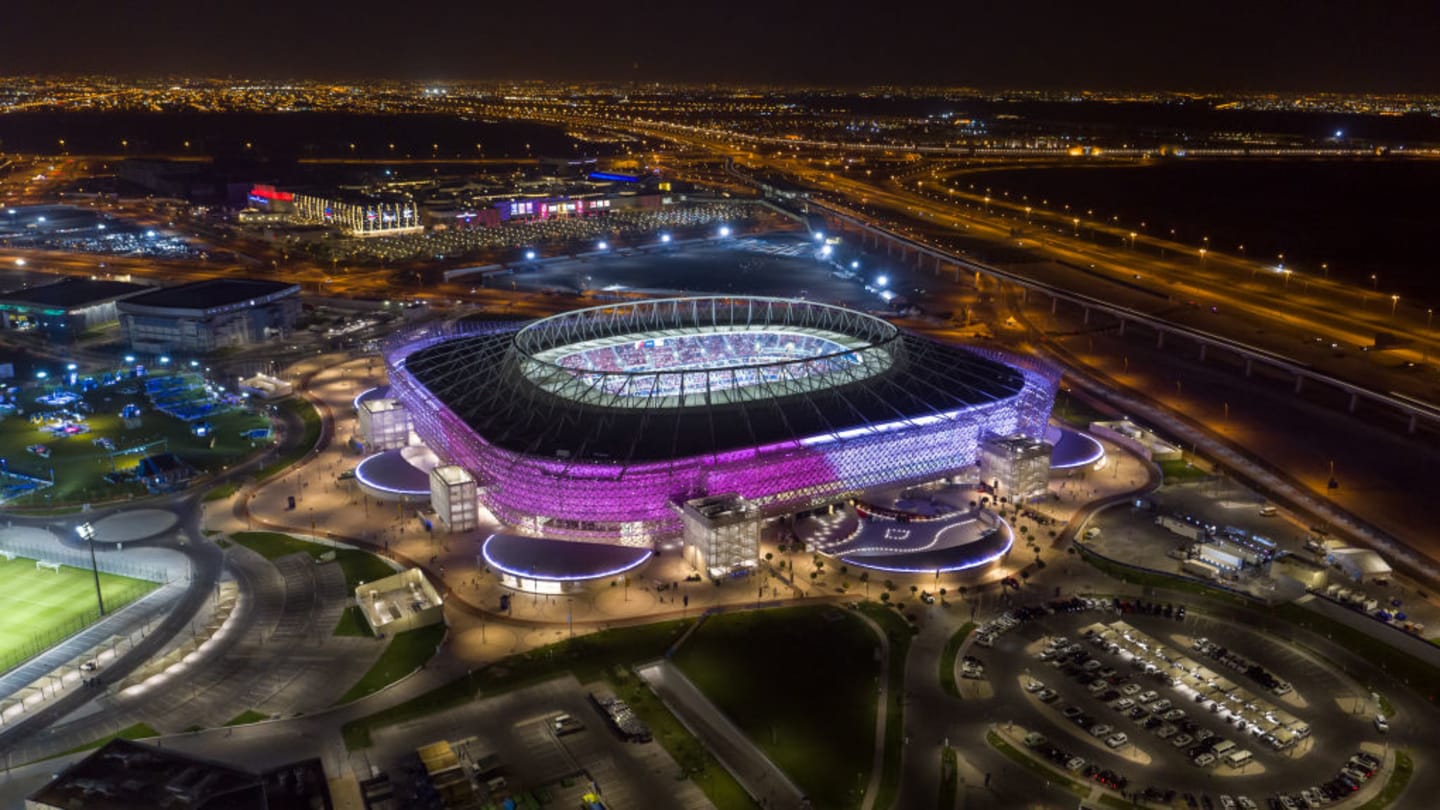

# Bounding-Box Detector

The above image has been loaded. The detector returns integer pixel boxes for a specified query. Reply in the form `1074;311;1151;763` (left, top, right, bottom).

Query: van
1212;739;1237;755
1224;749;1253;768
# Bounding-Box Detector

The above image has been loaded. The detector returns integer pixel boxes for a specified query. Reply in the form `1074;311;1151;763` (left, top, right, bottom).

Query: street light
596;241;608;251
659;233;671;244
1199;248;1207;266
524;249;537;261
718;225;732;238
1390;294;1399;317
76;523;106;616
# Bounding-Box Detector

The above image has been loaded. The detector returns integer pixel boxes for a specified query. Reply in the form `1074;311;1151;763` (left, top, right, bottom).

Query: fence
0;568;160;676
0;540;172;585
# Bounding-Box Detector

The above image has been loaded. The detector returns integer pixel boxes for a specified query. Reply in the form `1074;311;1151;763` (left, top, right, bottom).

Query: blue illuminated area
354;450;431;501
587;171;643;183
1047;426;1106;470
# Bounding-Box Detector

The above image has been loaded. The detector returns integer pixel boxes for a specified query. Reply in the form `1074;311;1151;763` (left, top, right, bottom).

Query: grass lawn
939;622;976;699
985;729;1090;799
255;397;322;482
334;623;446;705
0;555;158;672
229;531;396;590
1354;750;1413;810
202;481;241;502
223;710;270;727
674;605;880;810
0;375;272;507
340;619;756;810
334;606;375;637
1159;458;1212;483
857;602;913;810
938;747;958;810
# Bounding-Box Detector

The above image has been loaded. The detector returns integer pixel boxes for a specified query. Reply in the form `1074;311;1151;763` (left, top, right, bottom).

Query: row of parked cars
1268;750;1382;809
1065;629;1257;769
975;597;1114;648
1191;636;1292;696
1020;730;1129;792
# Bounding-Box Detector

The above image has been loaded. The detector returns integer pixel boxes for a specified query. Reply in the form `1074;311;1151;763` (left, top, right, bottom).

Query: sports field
0;555;158;672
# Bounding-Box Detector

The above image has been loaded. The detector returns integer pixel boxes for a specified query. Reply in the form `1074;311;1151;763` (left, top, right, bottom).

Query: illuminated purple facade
385;298;1058;546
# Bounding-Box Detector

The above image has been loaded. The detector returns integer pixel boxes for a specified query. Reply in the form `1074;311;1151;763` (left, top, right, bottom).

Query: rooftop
482;533;653;582
119;278;298;310
0;278;148;308
28;739;265;810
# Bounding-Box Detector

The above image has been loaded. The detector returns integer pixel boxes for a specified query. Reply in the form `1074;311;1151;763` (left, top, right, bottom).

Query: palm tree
859;570;870;596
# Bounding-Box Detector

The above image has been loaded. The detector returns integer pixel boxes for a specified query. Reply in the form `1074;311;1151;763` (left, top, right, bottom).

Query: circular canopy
1048;426;1106;469
355;449;432;499
482;533;652;582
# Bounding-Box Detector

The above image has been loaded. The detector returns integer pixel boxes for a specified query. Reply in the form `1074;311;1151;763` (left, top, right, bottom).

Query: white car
1110;698;1134;712
1138;691;1159;703
1024;679;1046;693
1066;757;1086;772
1090;724;1113;738
1193;753;1216;767
1375;715;1390;733
1105;732;1129;749
1219;797;1236;810
1120;683;1142;696
1237;798;1258;810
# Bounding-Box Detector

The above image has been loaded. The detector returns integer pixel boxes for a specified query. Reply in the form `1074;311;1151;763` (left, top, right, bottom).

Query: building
0;278;148;343
117;279;300;354
430;465;478;532
26;738;332;810
291;191;423;237
979;433;1053;503
357;397;411;452
385;297;1058;550
678;493;761;578
355;568;445;636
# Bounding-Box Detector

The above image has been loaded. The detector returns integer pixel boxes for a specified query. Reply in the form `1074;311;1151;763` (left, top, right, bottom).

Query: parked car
1105;732;1129;749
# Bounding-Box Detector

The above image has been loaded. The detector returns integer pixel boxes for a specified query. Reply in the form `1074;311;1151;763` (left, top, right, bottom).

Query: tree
880;592;890;603
765;552;774;563
859;571;870;596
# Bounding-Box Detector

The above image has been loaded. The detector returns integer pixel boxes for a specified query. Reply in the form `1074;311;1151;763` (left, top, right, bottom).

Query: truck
1157;515;1206;542
1182;559;1221;581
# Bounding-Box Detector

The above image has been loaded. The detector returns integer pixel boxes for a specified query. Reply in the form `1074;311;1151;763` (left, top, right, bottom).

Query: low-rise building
0;278;149;343
117;278;300;354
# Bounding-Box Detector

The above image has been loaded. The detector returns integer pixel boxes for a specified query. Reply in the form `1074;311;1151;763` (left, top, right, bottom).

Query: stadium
382;296;1059;553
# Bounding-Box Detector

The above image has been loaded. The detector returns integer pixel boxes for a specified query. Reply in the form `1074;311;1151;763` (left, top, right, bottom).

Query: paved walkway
636;660;807;810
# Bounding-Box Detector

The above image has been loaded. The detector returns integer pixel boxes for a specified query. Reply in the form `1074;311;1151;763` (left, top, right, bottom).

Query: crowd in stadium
552;331;866;397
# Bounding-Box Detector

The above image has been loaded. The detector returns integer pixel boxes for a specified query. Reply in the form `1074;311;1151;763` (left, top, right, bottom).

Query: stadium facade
385;297;1058;546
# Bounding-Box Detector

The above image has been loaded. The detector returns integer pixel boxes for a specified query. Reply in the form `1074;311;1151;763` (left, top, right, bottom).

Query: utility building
979;433;1053;503
678;493;760;578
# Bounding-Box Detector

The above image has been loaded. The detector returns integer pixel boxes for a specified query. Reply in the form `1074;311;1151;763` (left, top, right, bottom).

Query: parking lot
362;674;711;809
964;597;1394;808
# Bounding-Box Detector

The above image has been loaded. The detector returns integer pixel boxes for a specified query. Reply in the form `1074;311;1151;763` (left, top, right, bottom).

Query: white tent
1327;547;1392;583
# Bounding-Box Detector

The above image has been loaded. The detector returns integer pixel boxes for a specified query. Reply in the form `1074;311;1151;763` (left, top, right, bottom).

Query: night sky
4;0;1437;91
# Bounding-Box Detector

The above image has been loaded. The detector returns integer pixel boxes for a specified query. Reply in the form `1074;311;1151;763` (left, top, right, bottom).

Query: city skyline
3;0;1439;92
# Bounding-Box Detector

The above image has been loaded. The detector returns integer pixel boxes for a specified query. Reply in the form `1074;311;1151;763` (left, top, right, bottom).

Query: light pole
1390;295;1399;317
76;523;105;616
1198;248;1207;266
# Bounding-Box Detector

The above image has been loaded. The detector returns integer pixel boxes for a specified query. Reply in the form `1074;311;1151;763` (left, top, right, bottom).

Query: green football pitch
0;555;159;672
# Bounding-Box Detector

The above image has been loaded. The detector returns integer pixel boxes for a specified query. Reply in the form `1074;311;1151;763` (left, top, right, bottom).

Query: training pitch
0;555;158;671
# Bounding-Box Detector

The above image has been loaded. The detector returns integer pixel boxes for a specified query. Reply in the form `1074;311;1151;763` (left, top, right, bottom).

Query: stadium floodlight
97;224;106;231
145;230;156;238
525;249;537;261
876;274;889;288
660;233;672;244
189;360;200;368
851;260;860;270
66;363;77;371
35;370;48;380
597;241;609;251
124;355;136;363
159;355;171;364
76;522;105;615
718;225;732;238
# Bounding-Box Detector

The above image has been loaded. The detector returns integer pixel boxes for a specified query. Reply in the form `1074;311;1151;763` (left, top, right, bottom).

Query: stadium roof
402;299;1028;463
118;278;298;311
0;278;148;308
482;533;652;581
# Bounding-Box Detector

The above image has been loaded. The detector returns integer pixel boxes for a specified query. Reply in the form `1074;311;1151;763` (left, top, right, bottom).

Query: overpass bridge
804;197;1440;436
